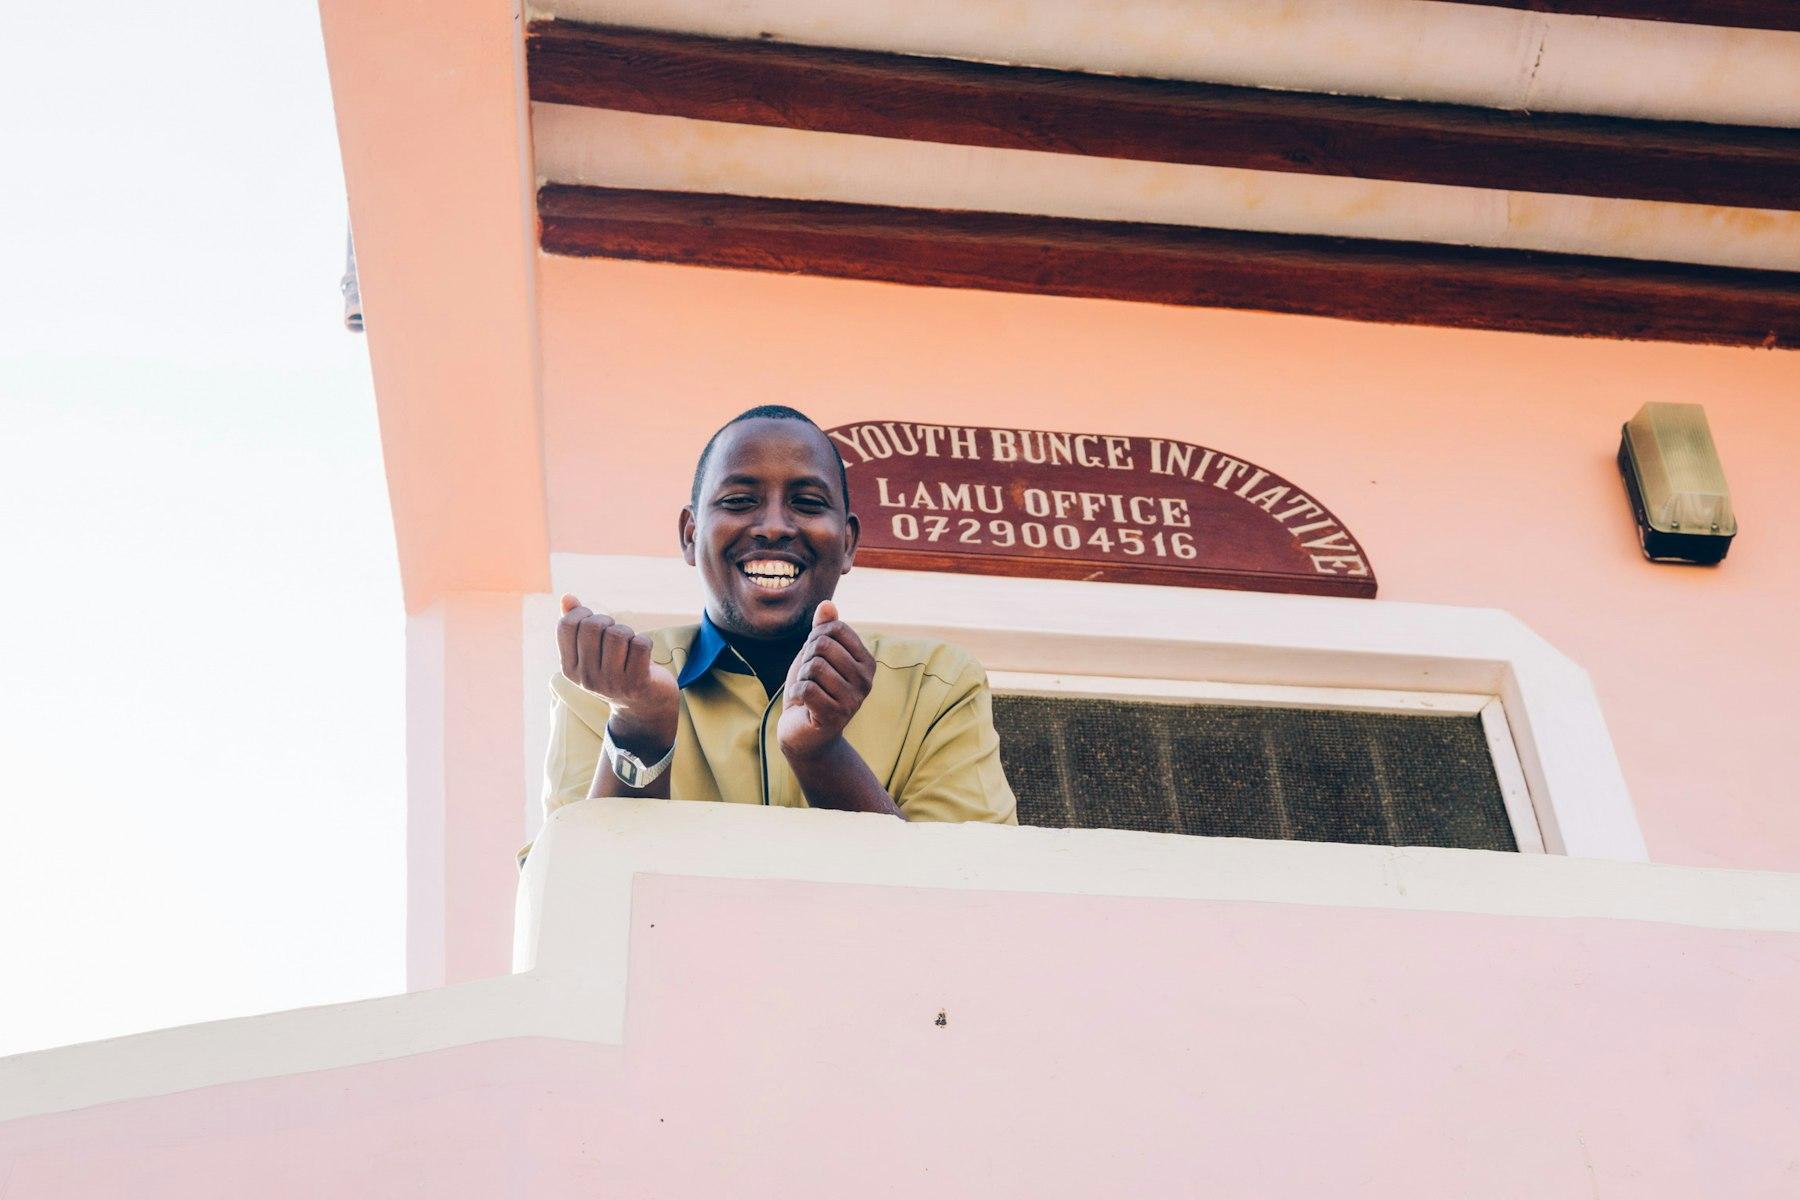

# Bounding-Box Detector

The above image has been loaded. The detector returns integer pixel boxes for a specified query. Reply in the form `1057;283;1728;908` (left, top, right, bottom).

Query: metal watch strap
602;727;675;787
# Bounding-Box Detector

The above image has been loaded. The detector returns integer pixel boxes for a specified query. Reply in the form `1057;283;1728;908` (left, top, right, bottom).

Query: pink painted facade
311;0;1800;981
360;233;1800;982
537;256;1800;876
5;0;1799;1192
6;810;1799;1197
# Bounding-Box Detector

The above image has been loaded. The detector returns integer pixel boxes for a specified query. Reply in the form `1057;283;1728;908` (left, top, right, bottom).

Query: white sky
0;4;404;1055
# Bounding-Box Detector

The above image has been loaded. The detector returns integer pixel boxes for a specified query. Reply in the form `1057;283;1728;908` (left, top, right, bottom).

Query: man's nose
748;499;798;540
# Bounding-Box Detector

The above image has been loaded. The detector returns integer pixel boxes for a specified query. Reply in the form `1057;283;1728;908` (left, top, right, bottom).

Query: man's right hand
557;594;679;757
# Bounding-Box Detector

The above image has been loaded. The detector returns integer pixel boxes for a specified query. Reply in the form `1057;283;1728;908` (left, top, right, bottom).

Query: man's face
681;418;859;640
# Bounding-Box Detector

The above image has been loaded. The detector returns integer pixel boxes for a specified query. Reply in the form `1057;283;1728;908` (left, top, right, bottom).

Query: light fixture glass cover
1619;402;1735;564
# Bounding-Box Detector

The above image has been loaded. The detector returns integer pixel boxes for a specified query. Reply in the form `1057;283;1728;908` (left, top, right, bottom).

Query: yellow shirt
540;622;1019;829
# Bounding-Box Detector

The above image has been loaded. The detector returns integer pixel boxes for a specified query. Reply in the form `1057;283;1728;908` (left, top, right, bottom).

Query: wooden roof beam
538;185;1800;349
1436;2;1800;33
527;21;1800;211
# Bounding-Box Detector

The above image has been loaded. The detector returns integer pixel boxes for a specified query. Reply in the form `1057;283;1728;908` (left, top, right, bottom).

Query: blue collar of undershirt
677;611;745;689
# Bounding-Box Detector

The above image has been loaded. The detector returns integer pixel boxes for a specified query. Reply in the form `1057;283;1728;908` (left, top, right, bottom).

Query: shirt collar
677;611;751;688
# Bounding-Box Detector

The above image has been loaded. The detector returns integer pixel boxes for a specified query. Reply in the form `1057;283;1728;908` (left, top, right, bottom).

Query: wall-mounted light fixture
341;224;364;333
1618;402;1735;565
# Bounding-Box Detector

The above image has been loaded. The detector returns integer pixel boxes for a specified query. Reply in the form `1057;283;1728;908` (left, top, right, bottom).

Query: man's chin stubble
713;596;813;642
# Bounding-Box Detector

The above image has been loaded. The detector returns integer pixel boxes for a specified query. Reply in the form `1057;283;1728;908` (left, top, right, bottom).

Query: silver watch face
612;746;648;787
607;736;670;787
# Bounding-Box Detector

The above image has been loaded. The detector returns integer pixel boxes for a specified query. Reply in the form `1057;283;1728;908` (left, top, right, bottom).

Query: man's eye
719;496;756;509
793;495;829;512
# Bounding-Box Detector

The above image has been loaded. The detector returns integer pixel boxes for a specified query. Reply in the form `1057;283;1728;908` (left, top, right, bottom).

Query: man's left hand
778;601;876;762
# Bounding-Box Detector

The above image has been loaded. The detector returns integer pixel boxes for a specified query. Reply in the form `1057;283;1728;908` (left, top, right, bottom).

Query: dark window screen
994;694;1519;852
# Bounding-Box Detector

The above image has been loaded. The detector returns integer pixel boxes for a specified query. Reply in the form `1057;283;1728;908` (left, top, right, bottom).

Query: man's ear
840;511;860;574
678;506;697;566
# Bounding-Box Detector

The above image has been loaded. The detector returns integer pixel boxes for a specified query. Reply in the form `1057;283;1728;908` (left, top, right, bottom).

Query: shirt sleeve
896;655;1019;825
518;673;614;866
543;672;613;819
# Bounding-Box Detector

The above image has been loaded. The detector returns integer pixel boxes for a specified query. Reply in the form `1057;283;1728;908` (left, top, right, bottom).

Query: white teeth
741;559;802;590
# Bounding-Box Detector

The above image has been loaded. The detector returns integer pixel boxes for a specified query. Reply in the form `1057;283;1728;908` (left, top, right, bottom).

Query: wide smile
739;557;806;592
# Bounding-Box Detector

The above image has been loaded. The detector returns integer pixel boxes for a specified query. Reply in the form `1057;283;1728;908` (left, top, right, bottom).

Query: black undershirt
719;626;807;700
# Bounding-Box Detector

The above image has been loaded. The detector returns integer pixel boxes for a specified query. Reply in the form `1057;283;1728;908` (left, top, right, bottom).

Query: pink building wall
406;594;528;989
6;863;1797;1197
536;255;1800;873
315;0;1800;980
319;0;549;613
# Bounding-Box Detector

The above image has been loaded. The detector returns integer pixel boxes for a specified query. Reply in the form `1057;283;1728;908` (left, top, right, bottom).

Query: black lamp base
1617;436;1733;565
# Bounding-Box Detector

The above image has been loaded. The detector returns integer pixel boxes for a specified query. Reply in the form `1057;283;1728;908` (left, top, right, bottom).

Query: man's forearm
784;737;902;817
587;761;673;800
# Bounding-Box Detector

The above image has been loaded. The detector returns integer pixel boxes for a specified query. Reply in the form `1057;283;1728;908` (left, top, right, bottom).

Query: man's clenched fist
558;594;680;757
777;600;877;762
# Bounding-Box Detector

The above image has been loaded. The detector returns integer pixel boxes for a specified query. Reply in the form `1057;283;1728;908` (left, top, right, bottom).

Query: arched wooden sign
826;421;1375;599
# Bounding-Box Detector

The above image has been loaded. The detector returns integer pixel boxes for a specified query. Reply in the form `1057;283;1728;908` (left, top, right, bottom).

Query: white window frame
531;554;1646;860
986;671;1545;854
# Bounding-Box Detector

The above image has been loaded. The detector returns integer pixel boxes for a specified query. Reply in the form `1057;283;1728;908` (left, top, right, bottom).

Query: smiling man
538;405;1018;832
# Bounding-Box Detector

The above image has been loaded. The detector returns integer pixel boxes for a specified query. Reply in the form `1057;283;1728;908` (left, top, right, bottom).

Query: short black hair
689;404;851;513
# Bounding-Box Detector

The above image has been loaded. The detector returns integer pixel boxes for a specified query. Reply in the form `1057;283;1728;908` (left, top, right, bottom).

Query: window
990;674;1543;852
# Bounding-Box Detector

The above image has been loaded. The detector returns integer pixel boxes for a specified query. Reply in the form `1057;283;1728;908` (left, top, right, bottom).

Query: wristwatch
602;726;675;788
